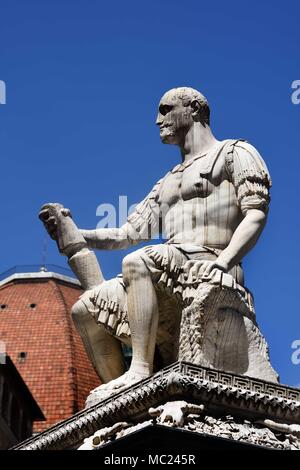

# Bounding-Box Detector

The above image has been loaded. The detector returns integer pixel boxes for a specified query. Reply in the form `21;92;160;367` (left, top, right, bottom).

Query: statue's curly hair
167;87;210;126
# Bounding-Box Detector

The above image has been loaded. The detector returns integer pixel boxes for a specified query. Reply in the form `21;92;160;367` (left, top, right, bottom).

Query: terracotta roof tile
0;277;99;432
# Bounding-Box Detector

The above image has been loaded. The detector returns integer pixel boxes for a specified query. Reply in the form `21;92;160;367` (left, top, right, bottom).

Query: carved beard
160;112;191;145
160;125;176;143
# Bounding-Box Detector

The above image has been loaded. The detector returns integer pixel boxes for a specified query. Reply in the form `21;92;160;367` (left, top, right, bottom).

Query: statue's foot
85;368;151;408
100;369;150;391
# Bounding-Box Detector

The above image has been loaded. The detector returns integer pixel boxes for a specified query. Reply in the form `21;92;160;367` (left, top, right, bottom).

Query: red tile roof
0;275;100;432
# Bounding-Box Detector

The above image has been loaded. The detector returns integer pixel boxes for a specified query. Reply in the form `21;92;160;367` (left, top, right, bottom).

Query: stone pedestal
13;362;300;451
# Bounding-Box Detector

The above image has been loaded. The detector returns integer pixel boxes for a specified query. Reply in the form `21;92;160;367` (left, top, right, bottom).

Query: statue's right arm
80;177;163;251
80;223;141;251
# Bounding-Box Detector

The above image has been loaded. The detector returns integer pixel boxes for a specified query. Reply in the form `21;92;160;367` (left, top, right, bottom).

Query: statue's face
156;91;193;145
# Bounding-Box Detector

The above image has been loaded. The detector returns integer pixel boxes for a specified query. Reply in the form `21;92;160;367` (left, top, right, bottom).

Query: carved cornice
13;362;300;450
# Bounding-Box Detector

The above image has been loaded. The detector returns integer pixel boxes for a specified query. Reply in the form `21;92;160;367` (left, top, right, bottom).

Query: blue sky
0;0;299;387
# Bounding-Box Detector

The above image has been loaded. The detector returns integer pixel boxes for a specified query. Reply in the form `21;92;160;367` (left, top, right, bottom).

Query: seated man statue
39;87;278;402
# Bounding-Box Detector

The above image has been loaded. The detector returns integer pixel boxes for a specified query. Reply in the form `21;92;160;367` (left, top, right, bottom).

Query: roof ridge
50;280;79;413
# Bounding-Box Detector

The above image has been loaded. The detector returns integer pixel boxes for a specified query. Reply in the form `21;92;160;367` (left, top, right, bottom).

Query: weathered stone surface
39;87;278;402
79;405;300;451
13;362;300;451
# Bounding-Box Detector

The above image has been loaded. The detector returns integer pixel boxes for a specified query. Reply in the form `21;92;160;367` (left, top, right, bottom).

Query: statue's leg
69;249;126;383
39;204;126;384
97;250;160;391
122;251;159;377
71;299;125;383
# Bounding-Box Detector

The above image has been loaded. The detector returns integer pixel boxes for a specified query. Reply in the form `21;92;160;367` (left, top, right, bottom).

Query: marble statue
39;87;278;405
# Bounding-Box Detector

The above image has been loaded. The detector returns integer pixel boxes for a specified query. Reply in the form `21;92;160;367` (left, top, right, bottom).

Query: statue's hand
183;259;228;282
39;203;72;241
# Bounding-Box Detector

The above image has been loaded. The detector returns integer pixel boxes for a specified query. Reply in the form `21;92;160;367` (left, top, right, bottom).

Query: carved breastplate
180;160;215;200
158;149;226;206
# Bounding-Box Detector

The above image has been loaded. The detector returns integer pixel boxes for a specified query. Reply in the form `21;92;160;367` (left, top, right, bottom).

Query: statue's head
156;87;210;145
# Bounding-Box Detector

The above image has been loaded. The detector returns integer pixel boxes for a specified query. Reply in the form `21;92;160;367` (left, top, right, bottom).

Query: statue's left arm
216;140;271;270
216;208;267;272
185;141;272;278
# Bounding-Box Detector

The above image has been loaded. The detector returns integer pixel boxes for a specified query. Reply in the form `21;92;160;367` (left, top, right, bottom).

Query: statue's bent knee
122;252;148;283
71;299;86;325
